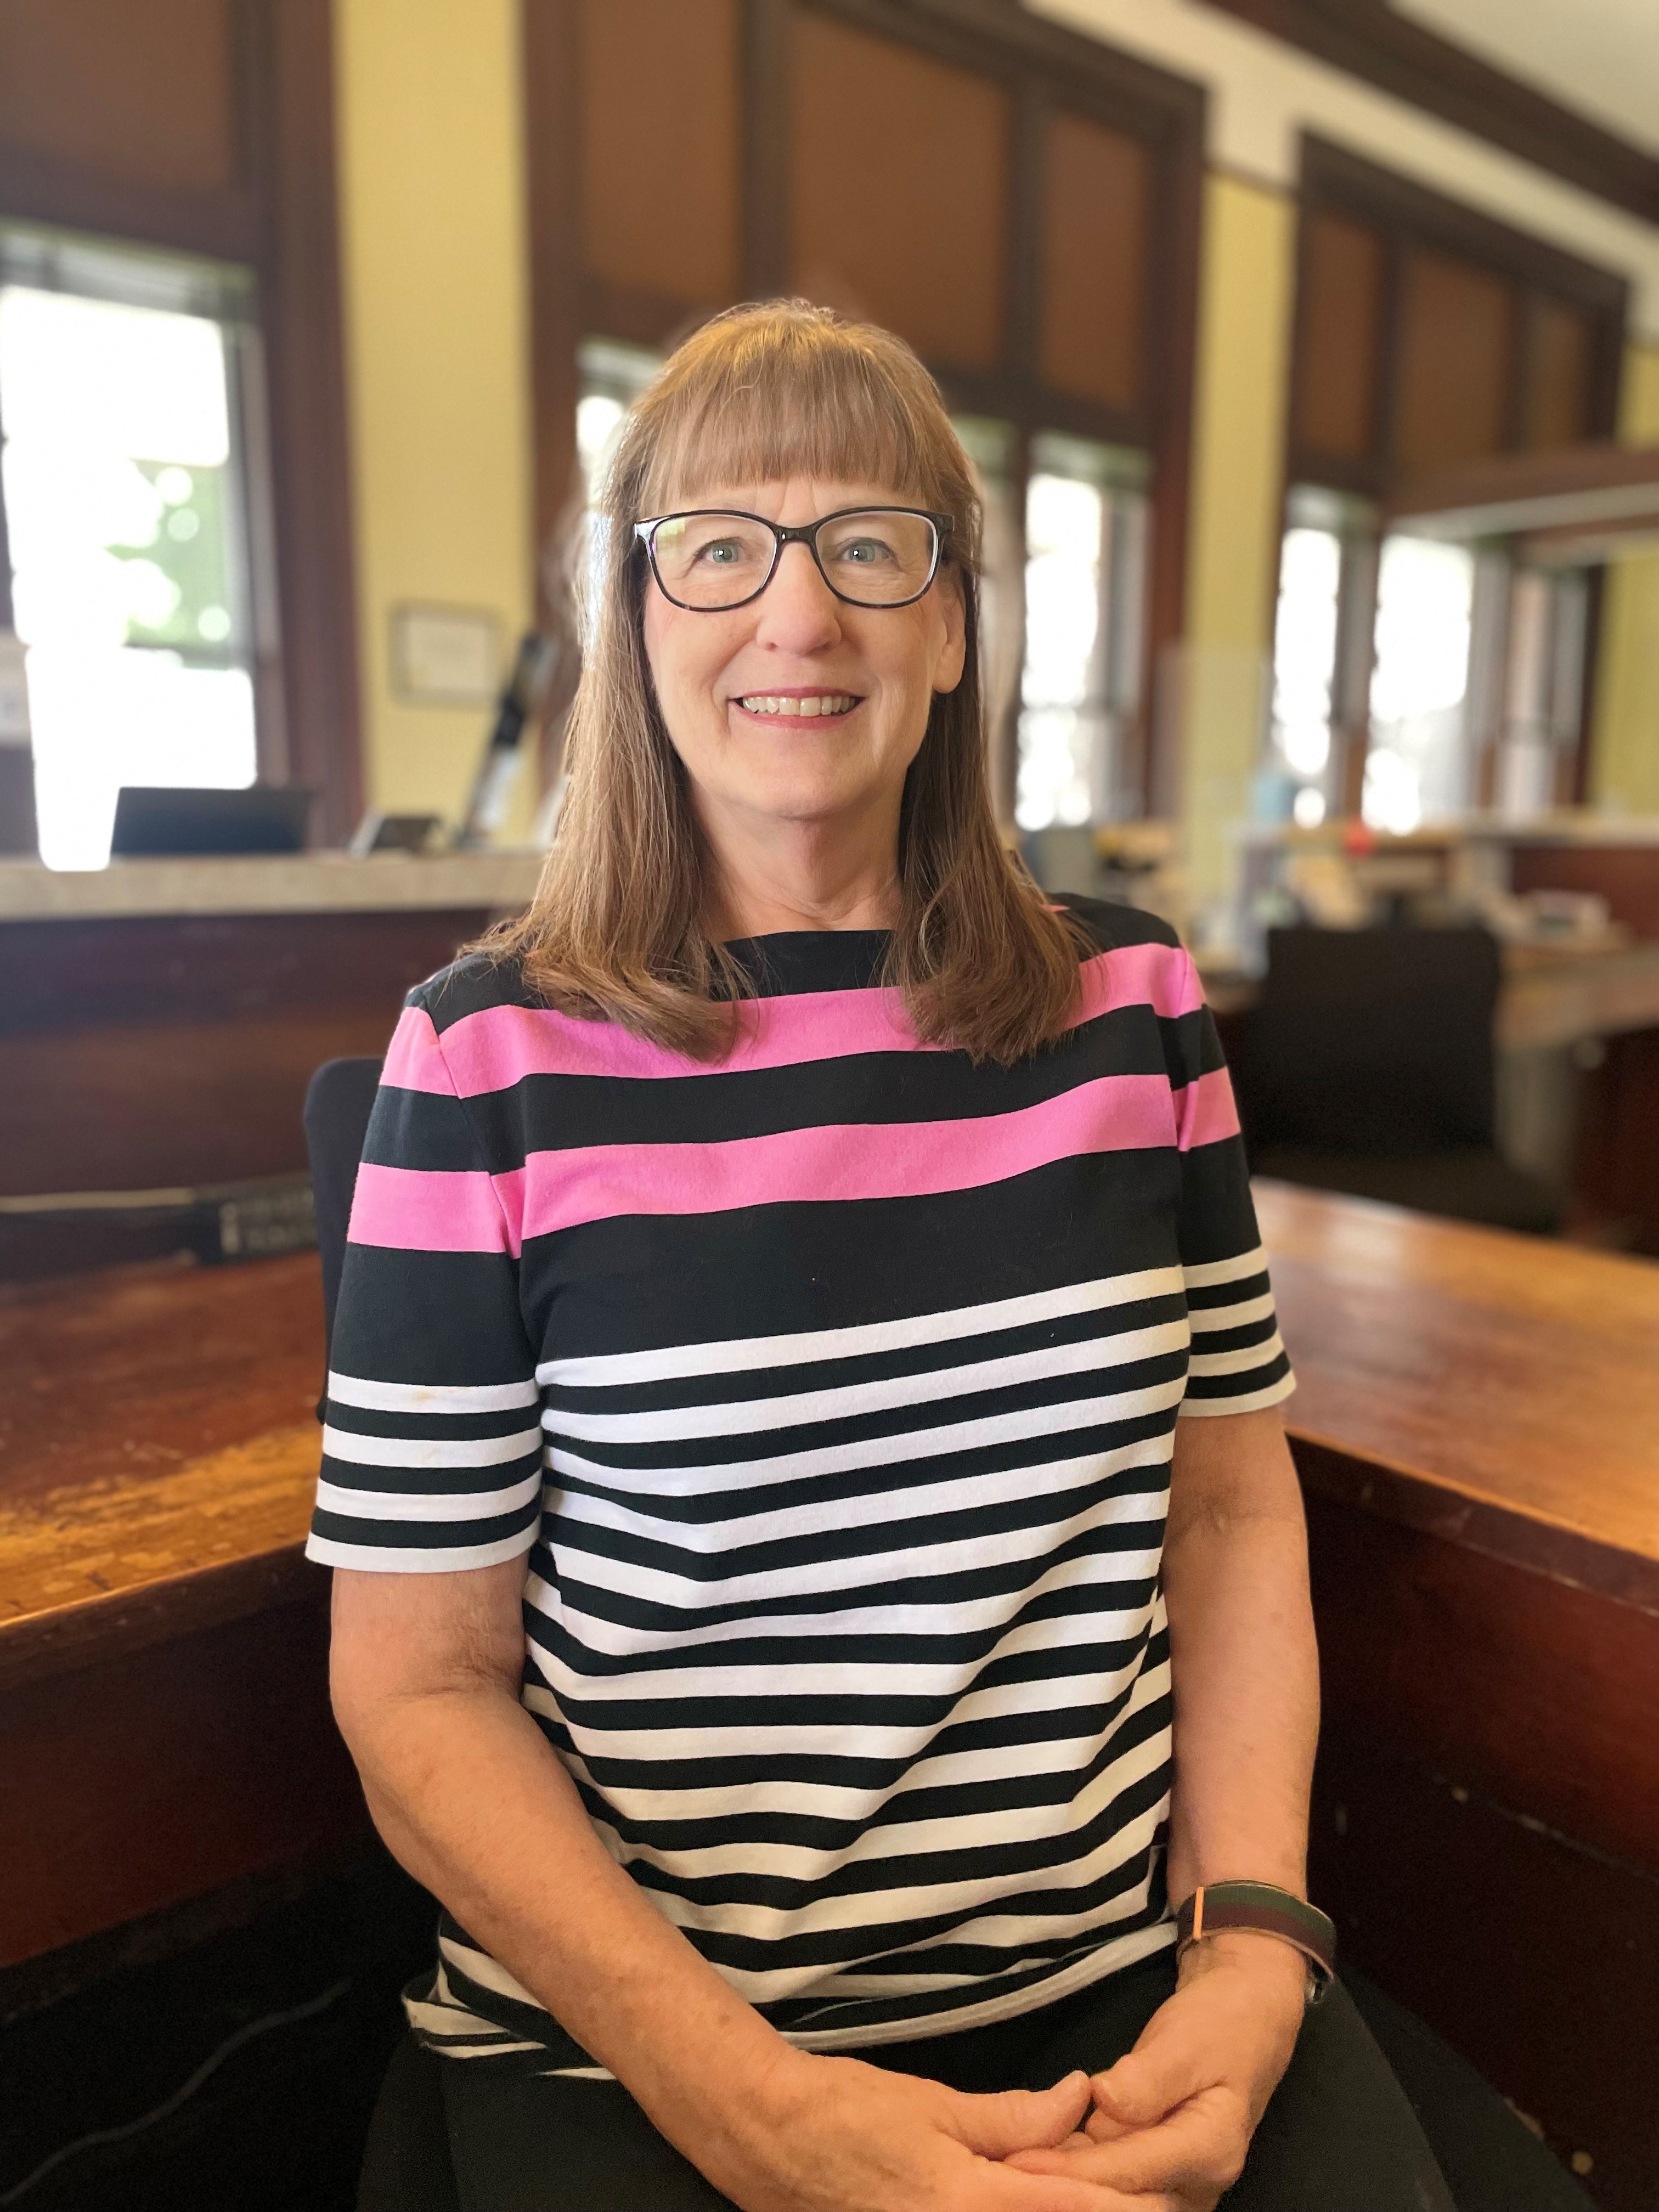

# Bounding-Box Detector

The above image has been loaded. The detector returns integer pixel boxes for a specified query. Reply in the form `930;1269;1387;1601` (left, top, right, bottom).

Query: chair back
1238;926;1500;1157
303;1056;384;1358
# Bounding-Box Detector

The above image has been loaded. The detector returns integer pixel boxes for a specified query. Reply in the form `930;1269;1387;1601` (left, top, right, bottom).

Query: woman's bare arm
329;1565;1116;2212
1006;1405;1320;2207
1160;1402;1319;1904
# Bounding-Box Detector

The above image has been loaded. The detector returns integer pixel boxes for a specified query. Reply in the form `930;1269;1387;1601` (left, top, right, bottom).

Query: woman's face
640;476;967;844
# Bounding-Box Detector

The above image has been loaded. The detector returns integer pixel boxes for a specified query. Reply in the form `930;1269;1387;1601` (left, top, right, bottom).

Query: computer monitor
110;786;315;857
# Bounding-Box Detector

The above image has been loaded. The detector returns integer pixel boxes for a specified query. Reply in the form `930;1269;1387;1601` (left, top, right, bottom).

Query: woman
311;303;1585;2211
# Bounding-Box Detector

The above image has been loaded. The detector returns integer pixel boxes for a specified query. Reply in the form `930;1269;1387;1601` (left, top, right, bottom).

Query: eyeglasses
633;506;952;612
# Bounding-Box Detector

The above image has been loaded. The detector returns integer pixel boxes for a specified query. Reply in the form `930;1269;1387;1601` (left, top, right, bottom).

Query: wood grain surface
1256;1177;1659;1596
0;1254;325;1687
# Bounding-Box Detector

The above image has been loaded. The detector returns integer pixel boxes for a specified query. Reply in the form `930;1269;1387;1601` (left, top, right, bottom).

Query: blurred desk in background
1204;938;1659;1254
0;853;543;1278
1259;1180;1659;2209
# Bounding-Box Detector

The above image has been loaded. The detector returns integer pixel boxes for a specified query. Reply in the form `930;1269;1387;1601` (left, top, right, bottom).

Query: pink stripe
424;941;1203;1097
380;1005;454;1095
514;1071;1177;1242
1175;1066;1241;1152
348;1162;511;1252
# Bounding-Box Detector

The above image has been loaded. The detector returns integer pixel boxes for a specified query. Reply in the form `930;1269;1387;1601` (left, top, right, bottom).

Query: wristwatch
1175;1881;1336;2001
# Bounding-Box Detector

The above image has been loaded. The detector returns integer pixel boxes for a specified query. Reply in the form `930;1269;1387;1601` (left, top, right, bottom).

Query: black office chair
1233;927;1560;1235
303;1055;386;1362
304;1056;464;2211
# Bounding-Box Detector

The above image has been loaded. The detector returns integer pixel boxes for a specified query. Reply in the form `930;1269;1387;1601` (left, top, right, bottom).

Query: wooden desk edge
1288;1427;1659;1621
0;1541;326;1694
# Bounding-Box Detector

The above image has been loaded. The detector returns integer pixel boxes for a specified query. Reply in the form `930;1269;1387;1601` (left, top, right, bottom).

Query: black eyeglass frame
632;505;954;612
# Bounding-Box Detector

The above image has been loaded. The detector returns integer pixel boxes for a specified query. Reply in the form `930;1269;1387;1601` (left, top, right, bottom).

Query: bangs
626;305;977;557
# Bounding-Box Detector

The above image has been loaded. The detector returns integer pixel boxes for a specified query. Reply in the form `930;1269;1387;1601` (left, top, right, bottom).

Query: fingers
1090;2031;1216;2132
981;2163;1176;2212
950;2072;1094;2159
1005;2096;1245;2202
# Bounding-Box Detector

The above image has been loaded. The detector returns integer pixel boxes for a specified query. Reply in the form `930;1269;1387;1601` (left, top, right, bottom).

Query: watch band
1175;1882;1336;1984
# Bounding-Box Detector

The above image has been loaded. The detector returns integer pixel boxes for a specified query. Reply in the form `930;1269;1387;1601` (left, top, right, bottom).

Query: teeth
738;694;855;716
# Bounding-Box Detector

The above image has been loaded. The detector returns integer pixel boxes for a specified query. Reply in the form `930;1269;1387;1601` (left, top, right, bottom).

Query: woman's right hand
690;2047;1153;2211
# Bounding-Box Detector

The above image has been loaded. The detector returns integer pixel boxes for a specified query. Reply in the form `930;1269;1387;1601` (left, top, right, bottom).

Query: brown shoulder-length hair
488;300;1091;1064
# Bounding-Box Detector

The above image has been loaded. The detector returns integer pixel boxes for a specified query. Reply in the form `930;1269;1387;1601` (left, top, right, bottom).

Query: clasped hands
721;1933;1307;2212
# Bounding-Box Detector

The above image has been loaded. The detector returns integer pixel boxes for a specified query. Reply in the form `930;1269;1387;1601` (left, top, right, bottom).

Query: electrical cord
0;1977;353;2207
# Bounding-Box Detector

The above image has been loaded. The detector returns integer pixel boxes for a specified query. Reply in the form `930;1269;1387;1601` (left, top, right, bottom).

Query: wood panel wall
1288;138;1628;499
0;0;361;840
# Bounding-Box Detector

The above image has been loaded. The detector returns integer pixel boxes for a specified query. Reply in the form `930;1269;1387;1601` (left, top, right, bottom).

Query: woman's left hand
1002;1933;1308;2209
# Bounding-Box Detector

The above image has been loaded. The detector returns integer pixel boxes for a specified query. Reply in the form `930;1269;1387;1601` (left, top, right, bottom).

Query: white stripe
1177;1372;1296;1417
314;1468;543;1522
1182;1246;1267;1289
527;1637;1165;1755
304;1527;536;1572
549;1378;1184;1499
537;1268;1184;1390
544;1319;1189;1445
548;1436;1170;1551
539;1594;1161;1708
1188;1291;1276;1333
596;1723;1170;1883
1188;1333;1285;1376
322;1423;544;1469
328;1371;541;1414
620;1746;1170;1950
528;1538;1157;1659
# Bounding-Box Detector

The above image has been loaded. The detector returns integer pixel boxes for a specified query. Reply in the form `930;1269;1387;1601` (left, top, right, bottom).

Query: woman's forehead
661;476;925;516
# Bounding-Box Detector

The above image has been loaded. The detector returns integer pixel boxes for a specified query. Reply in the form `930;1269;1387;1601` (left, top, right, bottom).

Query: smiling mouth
733;692;861;719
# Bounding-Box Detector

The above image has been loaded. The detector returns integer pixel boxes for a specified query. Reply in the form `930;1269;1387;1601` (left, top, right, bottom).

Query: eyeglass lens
649;510;939;609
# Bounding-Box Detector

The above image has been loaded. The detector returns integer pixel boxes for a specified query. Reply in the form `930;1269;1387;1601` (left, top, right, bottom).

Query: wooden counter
0;1255;364;1978
1256;1181;1659;2208
4;1197;1656;2198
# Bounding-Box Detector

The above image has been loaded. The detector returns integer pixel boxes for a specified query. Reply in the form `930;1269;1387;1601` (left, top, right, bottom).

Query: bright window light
1270;527;1340;783
0;279;256;869
1364;535;1475;835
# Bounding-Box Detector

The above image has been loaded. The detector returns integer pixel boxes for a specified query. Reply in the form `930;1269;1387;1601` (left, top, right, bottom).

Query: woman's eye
693;539;743;566
836;537;893;566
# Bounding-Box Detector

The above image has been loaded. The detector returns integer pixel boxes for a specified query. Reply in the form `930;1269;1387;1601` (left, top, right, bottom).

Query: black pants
362;1955;1592;2211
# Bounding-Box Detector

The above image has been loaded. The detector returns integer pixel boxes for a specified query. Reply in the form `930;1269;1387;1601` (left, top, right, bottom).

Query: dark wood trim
742;0;791;296
0;0;364;844
1288;135;1630;500
1139;87;1204;806
1302;137;1630;325
1199;0;1659;227
0;143;265;263
255;0;363;844
523;0;584;634
1571;563;1606;808
0;417;14;633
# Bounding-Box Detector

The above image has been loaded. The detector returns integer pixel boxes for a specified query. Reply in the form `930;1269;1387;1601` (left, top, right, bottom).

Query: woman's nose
753;540;843;652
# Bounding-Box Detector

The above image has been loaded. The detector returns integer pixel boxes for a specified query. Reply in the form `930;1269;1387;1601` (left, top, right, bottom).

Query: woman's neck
697;795;902;940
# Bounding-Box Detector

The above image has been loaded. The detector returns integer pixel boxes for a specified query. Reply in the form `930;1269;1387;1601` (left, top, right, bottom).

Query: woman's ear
932;567;969;696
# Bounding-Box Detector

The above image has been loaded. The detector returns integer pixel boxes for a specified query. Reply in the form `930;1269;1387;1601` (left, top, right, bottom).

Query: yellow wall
1588;341;1659;816
1178;173;1297;936
334;0;535;833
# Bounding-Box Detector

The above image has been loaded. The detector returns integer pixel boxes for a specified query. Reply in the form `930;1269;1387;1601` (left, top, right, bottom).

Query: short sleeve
305;997;544;1572
1164;956;1295;1419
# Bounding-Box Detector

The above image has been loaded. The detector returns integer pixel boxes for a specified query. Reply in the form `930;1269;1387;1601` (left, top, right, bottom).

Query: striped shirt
306;900;1293;2074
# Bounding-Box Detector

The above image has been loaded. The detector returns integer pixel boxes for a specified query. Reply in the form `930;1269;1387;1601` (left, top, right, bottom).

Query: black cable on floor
0;1977;353;2207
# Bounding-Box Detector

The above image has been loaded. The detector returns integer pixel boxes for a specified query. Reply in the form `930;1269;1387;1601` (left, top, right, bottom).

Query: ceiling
1390;0;1659;156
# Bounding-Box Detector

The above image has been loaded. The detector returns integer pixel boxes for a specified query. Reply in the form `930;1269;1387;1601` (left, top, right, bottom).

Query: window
1363;535;1477;833
1266;487;1376;830
1014;434;1148;833
0;225;266;869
